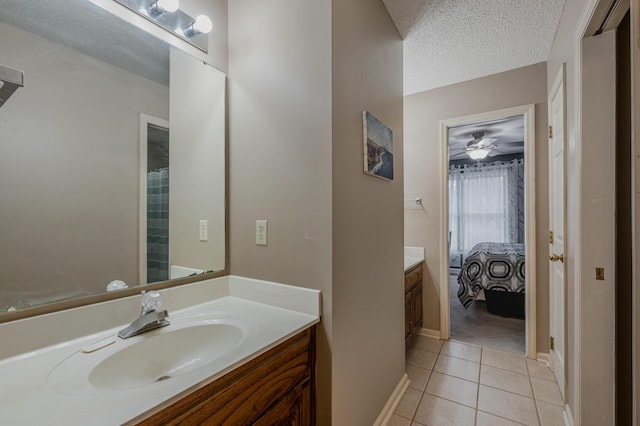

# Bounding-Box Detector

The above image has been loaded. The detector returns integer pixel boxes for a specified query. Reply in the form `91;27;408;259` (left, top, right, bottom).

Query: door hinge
549;125;553;139
550;336;555;351
549;230;554;244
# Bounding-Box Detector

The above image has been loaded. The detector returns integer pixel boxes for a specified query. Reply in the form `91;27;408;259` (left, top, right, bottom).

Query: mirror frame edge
0;270;228;324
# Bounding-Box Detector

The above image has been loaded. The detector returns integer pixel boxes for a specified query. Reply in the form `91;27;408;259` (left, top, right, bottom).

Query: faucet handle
141;290;163;312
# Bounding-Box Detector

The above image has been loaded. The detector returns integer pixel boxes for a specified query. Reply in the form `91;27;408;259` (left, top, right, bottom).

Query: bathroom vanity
0;276;320;425
137;327;314;424
0;2;321;423
404;247;425;347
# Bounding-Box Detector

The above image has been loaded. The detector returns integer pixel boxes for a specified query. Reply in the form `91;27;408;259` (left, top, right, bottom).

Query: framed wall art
363;110;393;181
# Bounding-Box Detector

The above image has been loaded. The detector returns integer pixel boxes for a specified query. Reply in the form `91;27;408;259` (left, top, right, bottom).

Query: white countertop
0;276;320;425
404;246;425;271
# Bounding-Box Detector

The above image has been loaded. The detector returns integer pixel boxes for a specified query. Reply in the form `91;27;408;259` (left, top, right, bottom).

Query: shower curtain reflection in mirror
140;115;170;284
147;166;169;282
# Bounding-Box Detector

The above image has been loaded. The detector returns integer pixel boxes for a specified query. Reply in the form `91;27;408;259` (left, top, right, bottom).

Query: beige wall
403;62;550;351
331;0;405;424
227;0;333;422
228;0;404;423
0;22;168;307
169;48;226;273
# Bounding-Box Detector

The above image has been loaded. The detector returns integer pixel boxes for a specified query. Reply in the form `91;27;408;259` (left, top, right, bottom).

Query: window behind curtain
449;160;524;260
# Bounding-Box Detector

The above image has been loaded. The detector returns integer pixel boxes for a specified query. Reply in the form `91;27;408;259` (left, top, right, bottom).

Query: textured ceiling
383;0;566;95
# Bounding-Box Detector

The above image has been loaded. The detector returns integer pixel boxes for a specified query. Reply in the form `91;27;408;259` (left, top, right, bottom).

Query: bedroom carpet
449;274;525;354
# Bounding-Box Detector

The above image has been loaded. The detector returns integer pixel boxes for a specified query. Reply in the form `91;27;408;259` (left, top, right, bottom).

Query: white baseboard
563;403;574;426
373;373;409;426
418;328;441;339
536;352;550;364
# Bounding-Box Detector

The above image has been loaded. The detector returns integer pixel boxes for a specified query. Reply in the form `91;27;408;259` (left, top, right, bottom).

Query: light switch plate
199;220;208;241
256;220;267;246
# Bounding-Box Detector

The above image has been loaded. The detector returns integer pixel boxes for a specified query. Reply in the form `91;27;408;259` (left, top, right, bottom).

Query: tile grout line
411;381;426;423
525;357;543;426
477;345;536;426
476;409;529;426
411;343;443;424
475;347;483;425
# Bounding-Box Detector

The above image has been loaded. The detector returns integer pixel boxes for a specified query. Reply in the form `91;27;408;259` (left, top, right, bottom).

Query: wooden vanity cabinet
137;326;316;426
404;263;423;348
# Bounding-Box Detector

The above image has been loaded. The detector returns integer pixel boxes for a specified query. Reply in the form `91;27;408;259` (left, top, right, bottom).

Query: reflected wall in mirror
0;0;226;313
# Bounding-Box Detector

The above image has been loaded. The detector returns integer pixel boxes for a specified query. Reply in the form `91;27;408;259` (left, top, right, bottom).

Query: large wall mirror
0;0;226;316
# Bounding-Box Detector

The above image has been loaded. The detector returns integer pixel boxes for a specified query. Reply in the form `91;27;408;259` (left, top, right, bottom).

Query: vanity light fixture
112;0;211;52
182;15;213;38
146;0;179;17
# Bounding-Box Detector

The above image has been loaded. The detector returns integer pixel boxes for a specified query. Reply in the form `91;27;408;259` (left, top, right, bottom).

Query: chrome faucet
118;290;170;339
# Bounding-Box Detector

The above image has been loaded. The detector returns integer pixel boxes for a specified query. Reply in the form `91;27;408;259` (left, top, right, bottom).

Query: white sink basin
90;323;243;389
48;315;253;393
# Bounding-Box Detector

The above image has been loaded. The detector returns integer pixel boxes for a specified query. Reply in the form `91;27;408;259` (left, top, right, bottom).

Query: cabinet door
412;281;423;334
253;380;311;426
405;291;413;348
138;328;314;425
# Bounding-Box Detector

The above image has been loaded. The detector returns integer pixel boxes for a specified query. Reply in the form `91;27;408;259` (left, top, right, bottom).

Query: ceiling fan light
480;137;497;145
468;148;490;160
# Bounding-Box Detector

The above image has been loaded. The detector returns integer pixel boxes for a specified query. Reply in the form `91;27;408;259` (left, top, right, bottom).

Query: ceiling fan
465;132;497;160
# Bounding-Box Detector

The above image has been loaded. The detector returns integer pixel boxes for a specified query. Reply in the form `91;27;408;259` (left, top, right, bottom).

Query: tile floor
391;336;565;426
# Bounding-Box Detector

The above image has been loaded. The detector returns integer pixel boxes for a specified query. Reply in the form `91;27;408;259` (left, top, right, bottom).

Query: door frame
438;104;537;359
568;1;629;423
548;63;567;398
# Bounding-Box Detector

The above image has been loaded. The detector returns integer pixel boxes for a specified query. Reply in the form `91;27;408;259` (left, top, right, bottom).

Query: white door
548;65;566;399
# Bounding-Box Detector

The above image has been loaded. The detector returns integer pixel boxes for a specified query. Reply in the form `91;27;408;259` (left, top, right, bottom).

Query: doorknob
549;253;564;263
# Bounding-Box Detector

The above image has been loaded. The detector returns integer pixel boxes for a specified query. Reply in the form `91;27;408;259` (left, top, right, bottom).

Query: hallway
392;336;564;425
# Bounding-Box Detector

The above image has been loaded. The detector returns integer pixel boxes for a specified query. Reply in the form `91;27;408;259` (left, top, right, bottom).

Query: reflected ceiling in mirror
0;0;226;314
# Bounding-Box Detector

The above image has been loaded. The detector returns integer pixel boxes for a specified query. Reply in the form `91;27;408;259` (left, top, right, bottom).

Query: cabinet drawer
138;328;314;425
404;263;422;292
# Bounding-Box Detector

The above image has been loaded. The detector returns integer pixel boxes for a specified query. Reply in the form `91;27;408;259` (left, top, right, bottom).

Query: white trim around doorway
438;104;537;359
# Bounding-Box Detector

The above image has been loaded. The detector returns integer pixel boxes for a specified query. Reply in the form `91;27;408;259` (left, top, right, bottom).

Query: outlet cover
256;220;268;246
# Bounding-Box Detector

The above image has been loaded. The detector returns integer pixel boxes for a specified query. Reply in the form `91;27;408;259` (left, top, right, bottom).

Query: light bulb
183;15;212;38
468;148;490;160
193;15;212;34
157;0;179;13
147;0;179;17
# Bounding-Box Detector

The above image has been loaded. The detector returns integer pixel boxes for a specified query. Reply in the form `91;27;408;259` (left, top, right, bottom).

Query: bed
457;242;526;319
